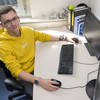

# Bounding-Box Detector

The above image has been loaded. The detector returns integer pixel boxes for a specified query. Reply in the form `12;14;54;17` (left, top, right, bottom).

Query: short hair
0;6;16;21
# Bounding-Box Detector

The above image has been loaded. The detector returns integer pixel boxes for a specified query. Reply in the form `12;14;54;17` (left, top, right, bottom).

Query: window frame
0;0;31;17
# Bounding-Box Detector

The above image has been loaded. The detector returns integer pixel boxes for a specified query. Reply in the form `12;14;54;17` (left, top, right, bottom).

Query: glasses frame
2;16;19;26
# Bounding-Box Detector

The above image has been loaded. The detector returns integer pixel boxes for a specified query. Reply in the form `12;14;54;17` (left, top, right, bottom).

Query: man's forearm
18;71;37;83
50;34;77;43
50;34;67;41
18;71;59;91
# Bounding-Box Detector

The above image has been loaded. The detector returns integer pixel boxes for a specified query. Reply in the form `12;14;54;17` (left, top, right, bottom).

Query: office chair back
0;60;29;100
0;60;21;91
0;60;12;78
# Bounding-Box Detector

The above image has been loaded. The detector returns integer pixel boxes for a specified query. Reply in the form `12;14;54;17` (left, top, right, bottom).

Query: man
0;6;77;97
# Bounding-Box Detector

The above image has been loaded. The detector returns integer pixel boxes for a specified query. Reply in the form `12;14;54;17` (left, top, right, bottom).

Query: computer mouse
72;38;79;43
51;79;62;87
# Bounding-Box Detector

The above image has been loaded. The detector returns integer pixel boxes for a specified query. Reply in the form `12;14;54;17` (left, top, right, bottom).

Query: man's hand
66;36;79;43
38;78;60;91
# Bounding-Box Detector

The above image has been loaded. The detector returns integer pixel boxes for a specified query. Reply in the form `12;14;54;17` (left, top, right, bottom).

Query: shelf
20;18;66;24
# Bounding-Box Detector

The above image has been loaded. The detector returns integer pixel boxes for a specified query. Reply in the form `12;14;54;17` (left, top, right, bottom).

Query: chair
0;60;32;100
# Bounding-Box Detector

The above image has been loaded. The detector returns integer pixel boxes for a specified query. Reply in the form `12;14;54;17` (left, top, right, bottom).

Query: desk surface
33;42;99;100
33;28;99;100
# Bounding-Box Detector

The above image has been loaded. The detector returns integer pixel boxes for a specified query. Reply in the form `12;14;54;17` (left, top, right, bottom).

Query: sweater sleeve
0;46;23;79
33;29;50;42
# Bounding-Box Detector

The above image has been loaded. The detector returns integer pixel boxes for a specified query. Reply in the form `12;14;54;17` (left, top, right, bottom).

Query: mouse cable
60;69;98;90
74;60;100;65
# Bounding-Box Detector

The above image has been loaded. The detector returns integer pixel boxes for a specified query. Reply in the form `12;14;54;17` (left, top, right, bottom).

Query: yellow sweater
0;26;50;79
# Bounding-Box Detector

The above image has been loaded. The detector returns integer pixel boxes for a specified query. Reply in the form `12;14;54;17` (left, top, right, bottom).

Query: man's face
1;11;20;34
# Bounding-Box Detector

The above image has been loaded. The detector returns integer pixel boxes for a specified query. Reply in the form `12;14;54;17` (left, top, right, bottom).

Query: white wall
88;0;100;20
29;0;89;19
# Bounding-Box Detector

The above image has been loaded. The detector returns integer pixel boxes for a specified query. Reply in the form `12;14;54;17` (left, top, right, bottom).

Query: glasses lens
4;20;11;25
12;16;18;21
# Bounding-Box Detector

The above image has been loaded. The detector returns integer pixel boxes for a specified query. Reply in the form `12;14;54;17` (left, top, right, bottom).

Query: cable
60;85;86;89
86;69;98;83
74;60;100;65
60;69;98;90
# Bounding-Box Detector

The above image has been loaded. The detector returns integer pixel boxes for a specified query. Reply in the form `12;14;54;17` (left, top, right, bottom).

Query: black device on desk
84;9;100;60
84;9;100;100
93;65;100;100
58;44;74;74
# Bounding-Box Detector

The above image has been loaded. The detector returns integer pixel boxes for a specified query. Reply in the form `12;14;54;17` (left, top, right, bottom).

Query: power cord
60;69;98;89
74;60;99;65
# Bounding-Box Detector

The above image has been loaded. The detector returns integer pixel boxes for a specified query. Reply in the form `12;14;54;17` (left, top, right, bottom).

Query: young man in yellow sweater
0;6;77;97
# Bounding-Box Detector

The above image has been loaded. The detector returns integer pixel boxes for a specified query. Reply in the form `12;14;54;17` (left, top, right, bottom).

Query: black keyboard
58;44;74;74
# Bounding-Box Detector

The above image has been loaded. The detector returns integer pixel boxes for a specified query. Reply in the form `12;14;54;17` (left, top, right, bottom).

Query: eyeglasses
2;16;19;26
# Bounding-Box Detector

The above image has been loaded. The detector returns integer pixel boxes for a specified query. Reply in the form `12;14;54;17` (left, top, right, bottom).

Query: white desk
33;40;99;100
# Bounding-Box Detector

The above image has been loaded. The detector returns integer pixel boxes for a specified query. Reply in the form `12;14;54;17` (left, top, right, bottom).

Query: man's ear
0;23;4;27
0;23;4;28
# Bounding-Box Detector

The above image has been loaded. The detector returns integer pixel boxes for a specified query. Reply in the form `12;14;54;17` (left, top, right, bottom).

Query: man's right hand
38;78;60;91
